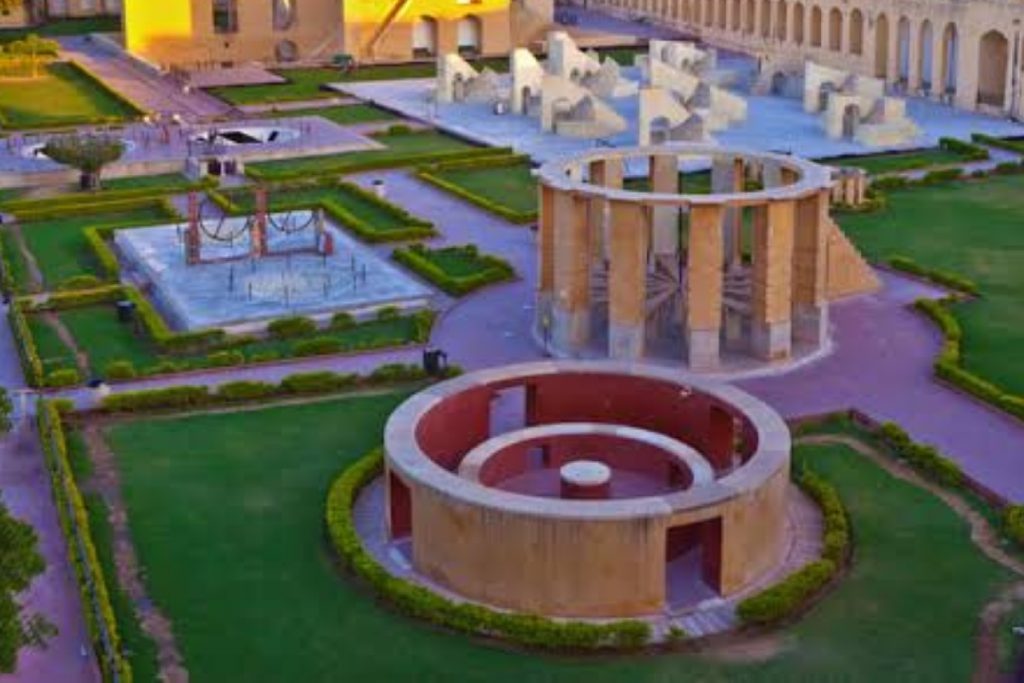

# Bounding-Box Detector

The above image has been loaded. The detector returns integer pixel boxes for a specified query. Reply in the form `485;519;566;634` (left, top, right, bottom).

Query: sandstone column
650;154;680;255
791;190;830;346
751;200;794;360
537;184;556;330
686;204;724;369
711;156;744;269
590;158;624;262
552;191;592;353
608;200;650;359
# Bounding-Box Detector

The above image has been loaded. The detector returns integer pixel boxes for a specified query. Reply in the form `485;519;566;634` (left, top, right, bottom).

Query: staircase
670;602;738;638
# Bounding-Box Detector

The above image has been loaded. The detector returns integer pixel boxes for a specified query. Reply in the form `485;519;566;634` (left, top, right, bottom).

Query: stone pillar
686;205;724;369
711;157;744;268
608;200;650;359
537;184;556;328
590;158;623;262
751;201;794;360
552;191;592;353
791;190;830;346
650;154;680;255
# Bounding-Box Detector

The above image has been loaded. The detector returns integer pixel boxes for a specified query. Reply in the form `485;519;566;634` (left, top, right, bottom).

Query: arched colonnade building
534;145;879;372
590;0;1024;118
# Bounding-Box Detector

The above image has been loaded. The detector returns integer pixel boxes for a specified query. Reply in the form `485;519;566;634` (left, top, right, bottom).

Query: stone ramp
827;217;882;300
59;36;234;121
673;603;738;638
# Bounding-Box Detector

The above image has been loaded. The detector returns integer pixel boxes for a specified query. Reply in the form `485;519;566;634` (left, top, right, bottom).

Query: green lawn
818;148;971;176
51;303;427;379
0;17;121;44
838;174;1024;394
431;161;537;215
17;202;179;290
248;129;476;179
100;174;196;193
97;398;1010;683
271;104;398;125
0;61;139;129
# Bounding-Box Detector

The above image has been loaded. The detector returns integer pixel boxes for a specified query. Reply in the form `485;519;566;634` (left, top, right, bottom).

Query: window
213;0;239;34
273;0;297;31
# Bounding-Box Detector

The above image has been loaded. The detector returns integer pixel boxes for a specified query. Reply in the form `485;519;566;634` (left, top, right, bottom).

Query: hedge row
913;298;1024;423
8;303;43;387
325;447;651;649
938;136;990;162
11;195;174;224
876;421;964;487
0;177;211;214
736;463;849;626
888;256;979;295
416;155;538;224
97;363;457;414
1005;505;1024;548
392;244;515;296
246;142;517;182
971;132;1024;155
0;224;16;295
36;401;132;682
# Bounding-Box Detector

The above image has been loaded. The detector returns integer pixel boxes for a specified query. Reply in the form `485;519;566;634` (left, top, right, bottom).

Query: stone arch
941;22;958;95
874;13;889;79
744;0;755;33
848;9;863;55
412;15;438;57
456;15;482;56
760;0;771;38
775;0;787;41
918;20;933;91
828;8;842;51
897;16;911;84
809;5;822;47
793;2;804;45
977;29;1009;108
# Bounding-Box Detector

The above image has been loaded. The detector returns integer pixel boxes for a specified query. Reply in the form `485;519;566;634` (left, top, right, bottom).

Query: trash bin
116;300;136;323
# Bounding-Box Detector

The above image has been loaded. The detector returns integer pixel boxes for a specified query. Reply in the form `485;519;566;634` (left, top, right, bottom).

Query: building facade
590;0;1024;117
123;0;553;69
1;0;120;28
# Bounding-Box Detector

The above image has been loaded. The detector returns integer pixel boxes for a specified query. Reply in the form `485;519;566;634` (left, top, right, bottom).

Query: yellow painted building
123;0;553;69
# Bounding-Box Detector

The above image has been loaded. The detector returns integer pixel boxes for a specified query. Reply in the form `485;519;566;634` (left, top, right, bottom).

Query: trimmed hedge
913;298;1024;423
971;132;1024;155
268;315;317;339
876;421;964;487
325;447;652;649
736;462;849;626
416;155;538;224
246;143;516;182
11;196;173;223
937;136;989;162
888;256;979;295
392;244;515;296
8;303;43;387
1004;506;1024;548
0;176;212;214
36;401;132;682
97;364;457;414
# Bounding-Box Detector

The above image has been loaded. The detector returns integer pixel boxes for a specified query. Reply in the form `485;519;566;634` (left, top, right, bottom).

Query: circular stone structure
534;143;865;372
383;360;791;618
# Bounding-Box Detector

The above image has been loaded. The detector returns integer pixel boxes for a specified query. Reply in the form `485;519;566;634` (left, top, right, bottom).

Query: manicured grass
0;17;121;44
819;148;970;176
100;174;196;192
0;61;139;129
431;161;537;214
55;302;429;379
393;244;515;295
247;129;477;179
272;104;398;125
83;493;160;683
838;174;1024;394
17;202;178;290
25;314;76;374
98;398;1010;683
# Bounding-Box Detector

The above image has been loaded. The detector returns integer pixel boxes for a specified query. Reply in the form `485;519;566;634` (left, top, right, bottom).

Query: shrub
57;274;103;291
204;350;245;368
140;359;191;377
937;137;989;161
248;350;282;364
921;168;963;184
267;315;317;339
1004;506;1024;548
877;421;963;487
386;124;413;135
45;368;80;388
392;244;515;296
279;371;358;395
330;312;356;330
8;305;43;387
292;336;342;357
325;448;651;649
100;385;211;413
103;360;137;381
736;560;836;625
216;381;276;402
376;305;401;322
367;363;428;384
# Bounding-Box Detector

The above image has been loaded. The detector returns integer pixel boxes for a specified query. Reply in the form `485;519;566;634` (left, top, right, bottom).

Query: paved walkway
59;36;234;121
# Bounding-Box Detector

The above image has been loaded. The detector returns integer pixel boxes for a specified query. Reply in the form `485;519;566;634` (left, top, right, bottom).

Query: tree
42;134;125;190
3;34;60;79
0;499;51;672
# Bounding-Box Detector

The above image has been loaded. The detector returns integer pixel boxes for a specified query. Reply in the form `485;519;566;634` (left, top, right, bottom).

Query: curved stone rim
384;360;791;522
534;143;833;206
457;421;715;489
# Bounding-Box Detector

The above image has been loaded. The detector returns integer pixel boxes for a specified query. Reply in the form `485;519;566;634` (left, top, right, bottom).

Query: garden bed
416;155;537;223
0;61;142;129
392;244;515;296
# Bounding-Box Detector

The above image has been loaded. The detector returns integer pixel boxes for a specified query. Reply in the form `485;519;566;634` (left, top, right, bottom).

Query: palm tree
42;134;125;190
